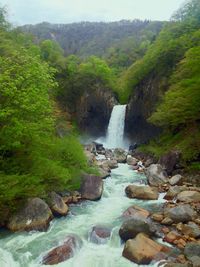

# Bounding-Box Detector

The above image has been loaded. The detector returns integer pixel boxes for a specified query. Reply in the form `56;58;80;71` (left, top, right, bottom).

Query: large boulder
145;164;168;187
159;151;180;175
89;226;111;244
164;204;196;223
42;235;82;265
80;175;103;201
122;205;150;219
7;198;53;232
177;191;200;203
119;217;155;241
122;233;170;264
113;148;127;163
48;192;69;217
125;185;159;200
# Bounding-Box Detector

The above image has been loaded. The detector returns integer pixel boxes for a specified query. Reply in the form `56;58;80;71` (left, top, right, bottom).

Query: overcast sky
1;0;185;26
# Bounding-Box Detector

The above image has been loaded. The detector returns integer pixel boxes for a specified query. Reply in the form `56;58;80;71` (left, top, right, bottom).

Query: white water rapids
0;164;166;267
0;105;167;267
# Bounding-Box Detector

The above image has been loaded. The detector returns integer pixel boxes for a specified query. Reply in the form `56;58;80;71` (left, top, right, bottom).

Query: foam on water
0;164;166;267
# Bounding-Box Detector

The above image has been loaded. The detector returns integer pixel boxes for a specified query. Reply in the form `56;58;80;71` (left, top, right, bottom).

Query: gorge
0;0;200;266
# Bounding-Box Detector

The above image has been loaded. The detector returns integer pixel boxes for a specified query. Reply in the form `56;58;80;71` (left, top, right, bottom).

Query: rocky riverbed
0;143;200;267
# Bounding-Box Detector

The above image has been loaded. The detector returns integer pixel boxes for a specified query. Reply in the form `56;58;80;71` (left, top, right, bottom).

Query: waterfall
105;105;126;149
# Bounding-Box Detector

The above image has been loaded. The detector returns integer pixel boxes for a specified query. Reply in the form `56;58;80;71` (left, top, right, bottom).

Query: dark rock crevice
76;88;117;137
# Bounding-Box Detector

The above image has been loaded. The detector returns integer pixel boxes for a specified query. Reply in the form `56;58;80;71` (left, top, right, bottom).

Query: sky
1;0;186;26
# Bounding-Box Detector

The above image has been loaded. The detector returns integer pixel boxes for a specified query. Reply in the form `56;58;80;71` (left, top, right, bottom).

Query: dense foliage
21;20;163;71
121;0;200;163
0;10;91;219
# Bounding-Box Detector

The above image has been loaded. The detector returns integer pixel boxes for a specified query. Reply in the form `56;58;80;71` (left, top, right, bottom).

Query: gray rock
145;164;169;187
119;217;155;241
107;159;118;169
113;148;127;163
165;204;196;223
184;242;200;261
126;156;138;166
169;175;183;186
7;198;53;232
81;175;103;201
177;191;200;203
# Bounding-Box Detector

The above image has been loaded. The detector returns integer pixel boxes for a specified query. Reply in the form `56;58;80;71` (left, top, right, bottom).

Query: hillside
20;20;164;70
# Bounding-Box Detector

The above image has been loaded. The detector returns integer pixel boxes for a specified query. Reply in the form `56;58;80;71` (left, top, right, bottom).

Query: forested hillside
122;0;200;167
0;8;98;222
21;20;163;72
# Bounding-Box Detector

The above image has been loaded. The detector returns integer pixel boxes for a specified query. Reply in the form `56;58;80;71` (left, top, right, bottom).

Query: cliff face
125;73;168;143
76;88;117;137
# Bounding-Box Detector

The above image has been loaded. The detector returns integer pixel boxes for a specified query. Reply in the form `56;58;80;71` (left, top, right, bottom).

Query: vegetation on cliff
121;0;200;165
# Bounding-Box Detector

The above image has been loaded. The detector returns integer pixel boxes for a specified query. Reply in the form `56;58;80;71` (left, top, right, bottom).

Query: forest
0;0;200;230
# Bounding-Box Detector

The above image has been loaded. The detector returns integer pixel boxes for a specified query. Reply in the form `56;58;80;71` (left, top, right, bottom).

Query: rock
164;204;196;223
89;226;111;244
98;168;110;179
77;89;117;137
163;231;181;244
122;233;170;264
184;242;200;261
48;192;69;217
93;142;104;153
162;227;170;234
144;158;154;168
80;175;103;201
161;217;173;225
145;164;168;187
126;156;138;166
107;159;118;169
169;175;183;186
84;150;96;166
113;148;127;163
159;151;180;175
177;191;200;203
125;185;159;200
181;222;200;238
119;217;155;241
7;198;53;232
123;205;150;219
190;256;200;267
164;186;183;200
62;191;81;204
105;149;113;159
132;165;139;170
42;235;82;265
151;213;164;222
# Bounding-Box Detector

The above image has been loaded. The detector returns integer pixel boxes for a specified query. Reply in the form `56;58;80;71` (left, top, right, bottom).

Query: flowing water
97;105;127;149
0;164;166;267
0;105;166;267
